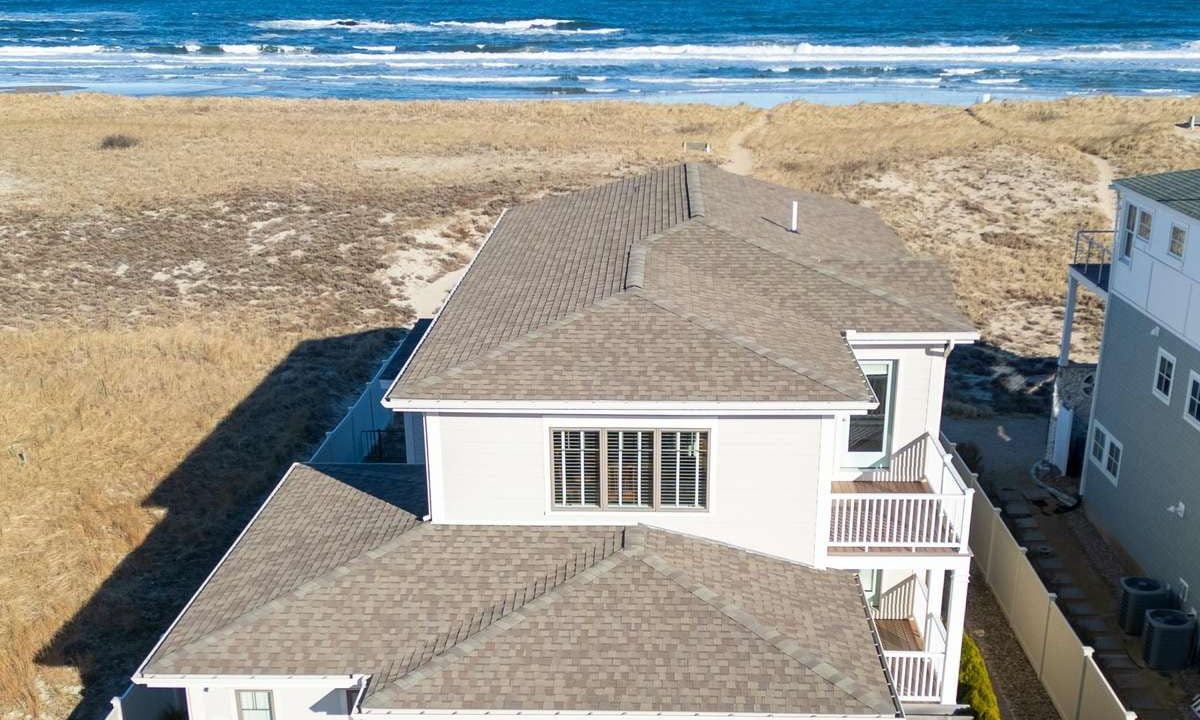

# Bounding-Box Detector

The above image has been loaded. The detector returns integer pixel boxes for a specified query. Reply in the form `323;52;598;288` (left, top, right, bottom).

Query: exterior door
846;361;895;468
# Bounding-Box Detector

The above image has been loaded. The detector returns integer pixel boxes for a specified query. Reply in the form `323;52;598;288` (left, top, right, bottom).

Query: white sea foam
353;45;397;52
251;19;426;31
975;77;1020;84
250;17;620;35
383;74;561;83
941;67;985;76
431;18;622;34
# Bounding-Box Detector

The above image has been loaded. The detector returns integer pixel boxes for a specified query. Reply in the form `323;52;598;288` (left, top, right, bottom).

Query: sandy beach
2;93;1200;719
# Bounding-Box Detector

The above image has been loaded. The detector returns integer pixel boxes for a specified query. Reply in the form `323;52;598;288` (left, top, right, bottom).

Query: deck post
940;565;970;705
1057;274;1078;368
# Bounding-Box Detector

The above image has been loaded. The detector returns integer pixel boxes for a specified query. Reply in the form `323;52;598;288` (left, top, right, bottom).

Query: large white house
129;164;979;720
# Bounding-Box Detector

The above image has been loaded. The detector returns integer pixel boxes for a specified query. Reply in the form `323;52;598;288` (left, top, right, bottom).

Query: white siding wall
1111;190;1200;352
837;343;947;476
429;413;828;565
184;684;350;720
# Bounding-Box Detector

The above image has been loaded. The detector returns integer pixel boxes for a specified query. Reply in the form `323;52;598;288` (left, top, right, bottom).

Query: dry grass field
1;93;1198;719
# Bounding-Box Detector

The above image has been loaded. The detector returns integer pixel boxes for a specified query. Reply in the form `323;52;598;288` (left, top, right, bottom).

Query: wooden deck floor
831;480;931;494
875;618;923;652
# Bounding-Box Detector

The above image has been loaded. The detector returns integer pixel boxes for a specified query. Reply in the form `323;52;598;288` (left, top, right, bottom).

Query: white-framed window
1154;347;1176;404
1120;203;1137;260
551;429;601;507
1089;421;1122;485
551;428;709;510
1169;224;1188;260
236;691;274;720
1186;371;1200;431
1136;208;1153;242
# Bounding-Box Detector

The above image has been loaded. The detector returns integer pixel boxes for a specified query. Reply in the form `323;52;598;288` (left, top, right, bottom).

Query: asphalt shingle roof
1115;168;1200;221
388;162;972;405
140;464;899;716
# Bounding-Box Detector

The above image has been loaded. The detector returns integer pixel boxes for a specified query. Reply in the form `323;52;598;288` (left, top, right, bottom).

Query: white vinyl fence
104;685;185;720
943;433;1136;720
309;341;405;463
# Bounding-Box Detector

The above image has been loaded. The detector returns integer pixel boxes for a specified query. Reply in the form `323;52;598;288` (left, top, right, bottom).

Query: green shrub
959;634;1001;720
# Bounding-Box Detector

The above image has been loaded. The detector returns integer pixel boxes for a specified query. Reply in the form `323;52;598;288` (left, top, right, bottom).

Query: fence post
1038;591;1056;678
1074;646;1094;720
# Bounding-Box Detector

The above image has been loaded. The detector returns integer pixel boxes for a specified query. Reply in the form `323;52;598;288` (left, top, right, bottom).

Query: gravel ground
966;566;1061;720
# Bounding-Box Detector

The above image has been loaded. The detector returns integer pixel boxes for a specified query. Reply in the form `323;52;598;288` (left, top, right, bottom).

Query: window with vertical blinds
552;430;600;506
606;430;653;507
659;430;708;508
551;428;708;510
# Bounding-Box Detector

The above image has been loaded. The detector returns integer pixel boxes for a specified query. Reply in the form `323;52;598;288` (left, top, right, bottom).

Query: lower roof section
138;463;900;717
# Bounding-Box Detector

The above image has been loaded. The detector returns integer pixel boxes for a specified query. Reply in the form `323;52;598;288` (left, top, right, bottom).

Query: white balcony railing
829;433;973;552
886;650;944;703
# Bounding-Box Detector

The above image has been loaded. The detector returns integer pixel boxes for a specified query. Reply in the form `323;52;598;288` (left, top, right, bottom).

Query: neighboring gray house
1051;168;1200;610
126;164;981;720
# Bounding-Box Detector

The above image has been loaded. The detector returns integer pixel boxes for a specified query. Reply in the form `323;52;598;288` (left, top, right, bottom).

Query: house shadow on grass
37;327;406;720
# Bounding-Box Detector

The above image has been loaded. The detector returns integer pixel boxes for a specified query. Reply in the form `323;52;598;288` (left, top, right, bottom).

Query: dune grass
0;94;1197;718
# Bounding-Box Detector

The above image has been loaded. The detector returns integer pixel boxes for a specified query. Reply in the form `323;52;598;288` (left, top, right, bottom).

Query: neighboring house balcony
828;433;973;554
871;572;951;703
1068;228;1113;296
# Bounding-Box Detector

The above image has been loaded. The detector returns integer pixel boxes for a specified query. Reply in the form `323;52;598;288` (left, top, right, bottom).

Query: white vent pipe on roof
790;200;799;233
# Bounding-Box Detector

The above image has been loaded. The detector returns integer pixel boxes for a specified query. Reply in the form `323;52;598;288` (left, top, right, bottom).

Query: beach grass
1;93;1198;718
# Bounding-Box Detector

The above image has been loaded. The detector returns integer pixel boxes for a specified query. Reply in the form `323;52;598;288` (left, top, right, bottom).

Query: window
1170;225;1188;260
1154;348;1176;404
846;361;896;468
1121;203;1137;259
236;691;274;720
1089;422;1121;485
606;430;653;507
659;430;708;508
551;428;709;510
552;430;600;506
1187;372;1200;431
1137;209;1153;242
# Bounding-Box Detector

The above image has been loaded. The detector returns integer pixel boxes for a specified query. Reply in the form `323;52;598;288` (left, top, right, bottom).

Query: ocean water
2;0;1200;105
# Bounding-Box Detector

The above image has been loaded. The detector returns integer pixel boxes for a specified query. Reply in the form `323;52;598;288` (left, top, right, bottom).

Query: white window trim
548;426;712;512
1119;202;1138;264
1136;207;1153;243
1089;420;1121;486
1168;223;1188;262
1185;370;1200;433
235;690;274;720
1153;347;1176;405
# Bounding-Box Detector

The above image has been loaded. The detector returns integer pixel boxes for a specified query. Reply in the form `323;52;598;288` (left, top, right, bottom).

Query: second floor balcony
828;432;973;554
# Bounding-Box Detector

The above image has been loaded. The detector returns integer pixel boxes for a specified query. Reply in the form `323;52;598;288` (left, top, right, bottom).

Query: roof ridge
684;162;707;218
367;529;629;701
630;290;868;401
630;536;899;716
145;520;433;673
698;217;971;330
625;216;707;290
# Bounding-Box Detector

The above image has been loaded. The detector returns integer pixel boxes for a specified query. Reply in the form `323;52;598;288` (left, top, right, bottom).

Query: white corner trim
381;207;509;407
133;463;303;679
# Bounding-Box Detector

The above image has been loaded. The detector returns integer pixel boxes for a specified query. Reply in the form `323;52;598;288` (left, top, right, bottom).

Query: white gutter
381;208;509;407
845;330;980;346
380;399;876;415
138;674;364;689
132;463;302;679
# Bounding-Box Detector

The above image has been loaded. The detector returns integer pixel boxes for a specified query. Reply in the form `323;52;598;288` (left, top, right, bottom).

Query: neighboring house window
552;430;601;506
1089;422;1122;485
1170;225;1188;260
1154;348;1176;404
1187;372;1200;430
236;691;274;720
1121;203;1137;259
660;430;709;508
551;429;709;510
606;430;653;507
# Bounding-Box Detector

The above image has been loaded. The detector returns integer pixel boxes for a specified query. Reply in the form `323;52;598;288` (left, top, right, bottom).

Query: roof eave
380;398;877;415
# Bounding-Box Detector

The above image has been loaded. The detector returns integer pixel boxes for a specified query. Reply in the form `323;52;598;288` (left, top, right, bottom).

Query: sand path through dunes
1086;152;1115;224
722;113;768;175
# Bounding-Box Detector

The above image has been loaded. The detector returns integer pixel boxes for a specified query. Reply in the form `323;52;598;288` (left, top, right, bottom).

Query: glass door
846;361;895;468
